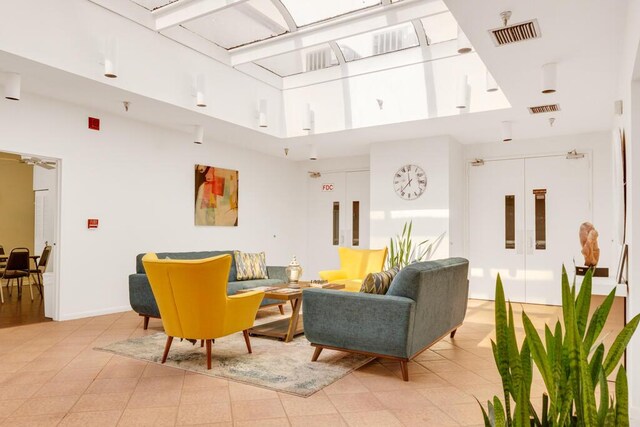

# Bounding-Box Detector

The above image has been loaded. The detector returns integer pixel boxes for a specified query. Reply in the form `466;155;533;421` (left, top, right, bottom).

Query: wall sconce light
541;63;557;94
195;74;207;107
501;121;512;143
259;99;268;128
4;72;21;100
457;27;472;54
302;103;312;131
194;125;204;144
104;37;118;78
455;75;469;109
486;71;498;92
309;144;318;160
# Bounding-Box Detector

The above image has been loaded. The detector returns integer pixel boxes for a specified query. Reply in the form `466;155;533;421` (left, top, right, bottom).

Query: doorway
468;154;591;305
306;170;370;278
0;151;58;326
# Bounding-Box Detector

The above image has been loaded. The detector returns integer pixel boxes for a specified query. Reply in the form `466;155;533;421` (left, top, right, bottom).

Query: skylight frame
336;21;421;63
253;43;340;77
278;0;383;28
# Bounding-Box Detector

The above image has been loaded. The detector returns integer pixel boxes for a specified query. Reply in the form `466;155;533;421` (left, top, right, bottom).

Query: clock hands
401;177;413;192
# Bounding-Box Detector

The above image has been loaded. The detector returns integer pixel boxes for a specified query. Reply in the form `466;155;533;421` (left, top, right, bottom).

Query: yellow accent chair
318;247;388;292
142;253;264;369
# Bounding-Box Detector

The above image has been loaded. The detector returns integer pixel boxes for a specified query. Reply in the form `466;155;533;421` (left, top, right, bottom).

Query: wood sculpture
580;222;600;267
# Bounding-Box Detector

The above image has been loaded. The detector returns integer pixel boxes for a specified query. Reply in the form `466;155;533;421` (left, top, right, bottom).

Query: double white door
468;155;591;305
306;171;370;279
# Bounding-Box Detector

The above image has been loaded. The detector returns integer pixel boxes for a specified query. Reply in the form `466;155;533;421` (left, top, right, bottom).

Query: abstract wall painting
194;164;238;226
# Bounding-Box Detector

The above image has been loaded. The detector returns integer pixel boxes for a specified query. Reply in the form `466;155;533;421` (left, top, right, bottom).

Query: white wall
0;92;306;320
464;132;615;272
0;0;283;137
370;136;460;261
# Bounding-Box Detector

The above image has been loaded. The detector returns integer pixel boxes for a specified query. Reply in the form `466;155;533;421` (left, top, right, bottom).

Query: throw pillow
360;267;399;295
234;251;268;280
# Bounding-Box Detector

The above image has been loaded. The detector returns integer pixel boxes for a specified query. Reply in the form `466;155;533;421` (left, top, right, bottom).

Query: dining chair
0;245;6;272
28;245;52;297
1;248;30;303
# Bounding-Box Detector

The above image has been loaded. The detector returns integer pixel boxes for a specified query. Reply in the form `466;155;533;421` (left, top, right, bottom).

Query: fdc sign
322;183;334;192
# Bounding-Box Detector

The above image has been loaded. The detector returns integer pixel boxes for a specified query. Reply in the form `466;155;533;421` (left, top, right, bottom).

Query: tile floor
0;297;624;426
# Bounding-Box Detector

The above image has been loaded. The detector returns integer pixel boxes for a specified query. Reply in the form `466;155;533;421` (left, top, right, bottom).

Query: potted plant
480;267;639;426
387;221;445;269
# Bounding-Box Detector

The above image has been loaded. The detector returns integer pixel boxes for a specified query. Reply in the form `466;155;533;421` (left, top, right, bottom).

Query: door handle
516;229;523;255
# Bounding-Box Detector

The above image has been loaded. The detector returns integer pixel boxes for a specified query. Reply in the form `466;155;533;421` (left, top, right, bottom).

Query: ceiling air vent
489;19;541;46
528;104;561;114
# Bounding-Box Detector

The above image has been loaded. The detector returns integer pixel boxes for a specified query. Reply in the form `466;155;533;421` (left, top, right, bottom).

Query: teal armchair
303;257;469;381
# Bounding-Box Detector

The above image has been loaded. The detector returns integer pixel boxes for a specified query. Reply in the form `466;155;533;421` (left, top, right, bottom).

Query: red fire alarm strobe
88;117;100;131
88;219;99;229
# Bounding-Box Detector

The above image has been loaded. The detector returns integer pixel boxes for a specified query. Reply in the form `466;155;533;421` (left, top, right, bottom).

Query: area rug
95;332;372;397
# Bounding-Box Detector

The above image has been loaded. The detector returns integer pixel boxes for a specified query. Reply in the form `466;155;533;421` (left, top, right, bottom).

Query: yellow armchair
142;253;264;369
318;247;388;292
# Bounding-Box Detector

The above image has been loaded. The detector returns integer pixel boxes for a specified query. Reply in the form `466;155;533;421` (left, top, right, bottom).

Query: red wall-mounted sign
88;117;100;131
87;219;99;229
322;184;334;192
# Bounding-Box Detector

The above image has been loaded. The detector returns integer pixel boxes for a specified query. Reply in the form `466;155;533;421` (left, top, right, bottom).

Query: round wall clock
393;164;427;200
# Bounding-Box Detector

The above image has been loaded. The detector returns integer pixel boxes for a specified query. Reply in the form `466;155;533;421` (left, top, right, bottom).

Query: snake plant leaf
605;405;617;427
523;312;554;401
588;343;604;391
575;268;593;338
493;396;506;427
477;398;493;427
562;267;584;424
615;366;629;427
541;393;549;427
577;318;598;426
597;368;609;426
507;303;523;399
603;313;640;376
584;289;616;352
494;275;513;422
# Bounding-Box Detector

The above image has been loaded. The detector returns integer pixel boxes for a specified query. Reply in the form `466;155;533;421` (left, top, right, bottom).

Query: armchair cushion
136;251;237;283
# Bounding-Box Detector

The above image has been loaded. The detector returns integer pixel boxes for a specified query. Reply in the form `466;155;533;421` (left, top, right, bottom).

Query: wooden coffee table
238;282;344;342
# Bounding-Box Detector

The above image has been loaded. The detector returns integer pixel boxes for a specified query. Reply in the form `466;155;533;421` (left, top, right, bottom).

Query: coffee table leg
284;297;302;343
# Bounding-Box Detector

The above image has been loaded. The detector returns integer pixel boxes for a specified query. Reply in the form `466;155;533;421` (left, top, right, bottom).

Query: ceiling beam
269;0;298;32
229;0;446;66
154;0;249;31
88;0;156;29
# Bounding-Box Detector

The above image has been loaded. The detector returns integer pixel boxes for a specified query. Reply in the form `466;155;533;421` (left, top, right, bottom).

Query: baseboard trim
58;306;131;321
631;405;640;422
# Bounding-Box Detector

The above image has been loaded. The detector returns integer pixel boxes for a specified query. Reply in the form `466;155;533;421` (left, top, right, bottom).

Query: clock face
393;164;427;200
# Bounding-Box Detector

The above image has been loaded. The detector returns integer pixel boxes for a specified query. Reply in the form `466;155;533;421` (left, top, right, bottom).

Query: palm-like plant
386;221;445;269
480;267;639;426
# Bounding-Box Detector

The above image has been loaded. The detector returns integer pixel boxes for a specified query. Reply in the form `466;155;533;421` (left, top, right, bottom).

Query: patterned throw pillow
359;268;399;295
234;251;268;280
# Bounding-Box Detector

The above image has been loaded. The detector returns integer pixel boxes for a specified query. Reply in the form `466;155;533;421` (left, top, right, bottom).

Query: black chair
1;248;30;303
0;245;6;271
28;245;52;297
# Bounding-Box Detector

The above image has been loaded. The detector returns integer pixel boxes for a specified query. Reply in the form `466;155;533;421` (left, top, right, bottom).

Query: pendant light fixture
259;99;268;128
457;27;472;54
486;71;498;92
309;144;318;160
4;72;21;100
195;74;207;107
104;37;118;78
501;121;512;143
541;63;557;94
455;75;469;109
194;125;204;144
302;103;312;131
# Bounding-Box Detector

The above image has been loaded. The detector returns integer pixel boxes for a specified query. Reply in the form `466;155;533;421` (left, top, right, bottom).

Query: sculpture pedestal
575;266;609;277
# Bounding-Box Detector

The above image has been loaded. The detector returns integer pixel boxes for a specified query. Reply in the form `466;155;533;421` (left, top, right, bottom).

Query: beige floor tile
86;378;140;395
117;406;178;426
176;401;232;425
443;402;486;426
327;392;384;413
34;379;92;397
280;393;337;417
341;409;403;427
182;373;228;389
392;407;459;426
230;398;286;421
2;413;65;426
436;369;493;387
229;382;278;401
72;391;131;412
136;375;184;392
59;409;123;426
126;389;182;408
97;360;146;380
0;398;25;419
373;389;434;410
418;386;476;406
2;369;58;386
288;413;347;427
13;395;79;417
233;418;290;426
417;359;464;373
142;363;185;377
322;375;368;395
180;387;230;405
0;383;42;400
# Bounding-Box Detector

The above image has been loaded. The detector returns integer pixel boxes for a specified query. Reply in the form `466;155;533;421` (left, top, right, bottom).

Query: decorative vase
285;256;303;285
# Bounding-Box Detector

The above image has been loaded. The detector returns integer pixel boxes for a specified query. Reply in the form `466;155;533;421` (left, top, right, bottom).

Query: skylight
131;0;178;11
181;0;288;49
279;0;381;27
420;12;458;45
337;22;419;62
255;44;339;77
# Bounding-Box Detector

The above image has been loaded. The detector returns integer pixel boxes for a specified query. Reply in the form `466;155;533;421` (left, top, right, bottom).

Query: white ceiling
0;0;628;161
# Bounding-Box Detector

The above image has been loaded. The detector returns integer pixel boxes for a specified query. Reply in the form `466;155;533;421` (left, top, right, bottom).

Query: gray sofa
303;257;469;381
129;251;288;329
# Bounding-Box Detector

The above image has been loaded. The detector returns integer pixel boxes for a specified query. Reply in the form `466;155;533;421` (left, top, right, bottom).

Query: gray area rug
96;331;372;397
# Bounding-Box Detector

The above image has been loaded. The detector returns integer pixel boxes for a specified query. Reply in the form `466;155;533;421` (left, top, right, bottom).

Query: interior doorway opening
0;150;59;327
